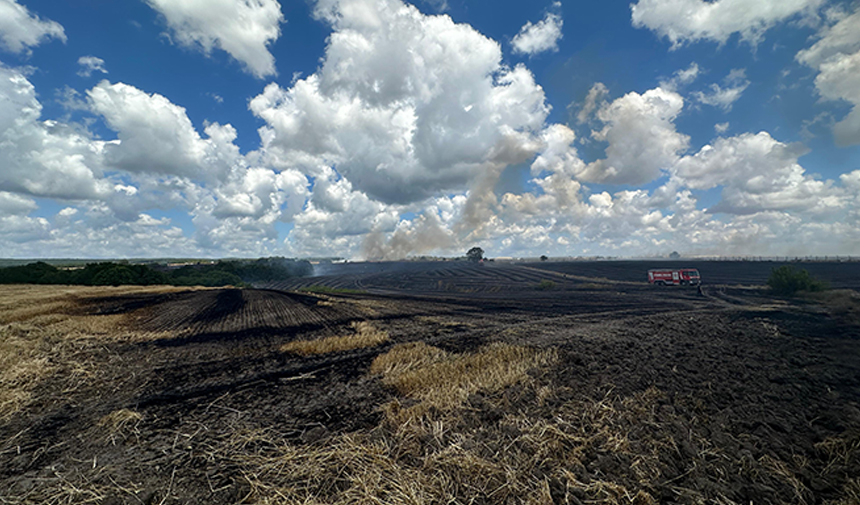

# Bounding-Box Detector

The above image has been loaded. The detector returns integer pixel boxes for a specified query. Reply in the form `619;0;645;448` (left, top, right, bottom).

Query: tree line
0;258;313;287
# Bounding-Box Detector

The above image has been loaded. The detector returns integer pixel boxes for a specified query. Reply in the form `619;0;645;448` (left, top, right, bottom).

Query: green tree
92;265;138;286
466;247;484;262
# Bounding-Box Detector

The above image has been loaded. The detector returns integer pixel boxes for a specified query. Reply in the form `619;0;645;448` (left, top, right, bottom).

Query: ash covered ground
1;262;859;504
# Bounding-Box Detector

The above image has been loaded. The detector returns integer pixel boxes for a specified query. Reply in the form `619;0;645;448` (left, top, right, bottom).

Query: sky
1;0;859;260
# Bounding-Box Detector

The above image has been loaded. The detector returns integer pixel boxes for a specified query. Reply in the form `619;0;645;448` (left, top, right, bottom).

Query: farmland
1;262;860;504
272;259;860;293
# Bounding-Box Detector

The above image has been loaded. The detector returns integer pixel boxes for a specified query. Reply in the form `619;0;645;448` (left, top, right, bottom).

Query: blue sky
1;0;859;259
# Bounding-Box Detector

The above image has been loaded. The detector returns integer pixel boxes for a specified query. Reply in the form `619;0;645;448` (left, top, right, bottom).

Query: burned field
2;264;860;504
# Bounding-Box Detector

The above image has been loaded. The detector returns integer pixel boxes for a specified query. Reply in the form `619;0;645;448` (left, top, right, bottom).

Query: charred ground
1;262;859;504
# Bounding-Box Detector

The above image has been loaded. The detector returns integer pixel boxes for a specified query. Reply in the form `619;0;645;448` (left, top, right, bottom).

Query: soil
1;262;860;504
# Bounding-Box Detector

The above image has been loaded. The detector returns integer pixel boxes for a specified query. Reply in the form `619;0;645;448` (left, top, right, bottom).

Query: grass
298;285;367;295
280;321;389;356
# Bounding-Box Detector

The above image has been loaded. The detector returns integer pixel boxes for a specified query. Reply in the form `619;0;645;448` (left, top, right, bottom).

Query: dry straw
280;321;389;356
98;408;144;434
371;341;556;423
0;284;189;420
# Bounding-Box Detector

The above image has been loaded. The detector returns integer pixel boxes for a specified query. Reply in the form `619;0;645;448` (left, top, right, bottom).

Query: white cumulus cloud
672;131;841;215
578;86;689;184
145;0;284;78
0;0;65;54
512;10;563;55
576;82;608;124
693;68;749;111
796;8;860;146
631;0;824;48
251;0;551;205
0;191;37;215
0;64;111;200
77;56;108;77
659;62;700;91
87;81;245;182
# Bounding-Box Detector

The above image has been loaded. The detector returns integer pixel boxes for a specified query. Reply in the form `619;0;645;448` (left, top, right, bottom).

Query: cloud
251;0;551;205
1;63;311;255
795;8;860;68
693;68;750;111
0;64;111;200
4;0;860;260
576;82;608;124
286;167;400;256
814;51;860;146
796;9;860;146
211;167;308;220
631;0;824;48
0;214;51;243
512;10;563;55
0;207;201;258
193;171;309;255
577;86;689;184
659;62;700;91
0;191;37;215
77;56;108;77
145;0;284;78
0;0;65;54
87;80;242;181
672;131;841;215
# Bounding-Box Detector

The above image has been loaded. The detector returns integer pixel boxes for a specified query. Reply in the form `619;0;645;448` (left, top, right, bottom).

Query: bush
767;266;827;296
536;280;556;290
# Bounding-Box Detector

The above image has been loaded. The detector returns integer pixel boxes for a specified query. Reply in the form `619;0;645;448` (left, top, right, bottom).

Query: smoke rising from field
362;212;454;260
361;132;540;260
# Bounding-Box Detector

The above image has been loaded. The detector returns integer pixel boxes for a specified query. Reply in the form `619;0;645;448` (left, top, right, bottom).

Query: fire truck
648;268;701;286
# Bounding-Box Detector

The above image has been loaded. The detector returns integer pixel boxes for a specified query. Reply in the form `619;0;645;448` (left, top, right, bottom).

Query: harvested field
269;260;860;294
268;262;575;296
1;262;860;504
528;260;860;290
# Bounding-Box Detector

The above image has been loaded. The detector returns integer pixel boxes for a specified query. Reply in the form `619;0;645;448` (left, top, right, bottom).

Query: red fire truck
648;268;701;286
